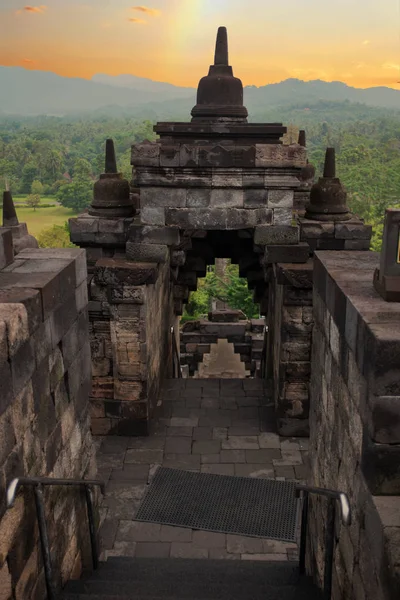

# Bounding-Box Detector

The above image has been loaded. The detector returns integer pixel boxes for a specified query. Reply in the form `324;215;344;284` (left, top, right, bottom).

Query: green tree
26;194;40;211
57;158;93;212
31;179;43;196
37;222;75;248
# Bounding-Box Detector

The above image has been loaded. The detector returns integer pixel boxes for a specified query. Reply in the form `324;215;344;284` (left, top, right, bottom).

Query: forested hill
1;66;400;117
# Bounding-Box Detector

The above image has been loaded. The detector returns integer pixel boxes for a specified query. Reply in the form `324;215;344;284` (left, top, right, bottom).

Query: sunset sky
0;0;399;89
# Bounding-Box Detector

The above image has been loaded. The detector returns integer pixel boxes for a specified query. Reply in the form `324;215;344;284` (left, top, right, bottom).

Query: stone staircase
63;557;323;599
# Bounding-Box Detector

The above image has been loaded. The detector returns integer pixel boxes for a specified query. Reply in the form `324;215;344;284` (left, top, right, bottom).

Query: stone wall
89;257;175;436
307;250;400;600
267;262;313;436
180;317;265;376
0;238;96;600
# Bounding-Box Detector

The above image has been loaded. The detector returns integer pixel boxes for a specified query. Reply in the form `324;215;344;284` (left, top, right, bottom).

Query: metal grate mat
135;467;299;542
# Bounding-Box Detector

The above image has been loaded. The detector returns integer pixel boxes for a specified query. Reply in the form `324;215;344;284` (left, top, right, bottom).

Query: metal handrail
7;476;105;600
171;326;182;378
259;325;268;378
295;484;351;599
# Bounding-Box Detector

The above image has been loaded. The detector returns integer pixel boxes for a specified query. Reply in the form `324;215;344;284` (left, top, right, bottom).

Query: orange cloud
132;6;160;17
22;58;36;63
16;5;47;14
128;18;147;24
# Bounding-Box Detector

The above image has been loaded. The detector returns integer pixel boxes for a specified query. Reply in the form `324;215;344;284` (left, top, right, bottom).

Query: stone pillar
2;189;38;255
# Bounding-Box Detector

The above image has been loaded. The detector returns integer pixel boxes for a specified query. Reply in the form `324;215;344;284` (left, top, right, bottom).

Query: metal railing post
34;484;57;600
84;485;99;570
298;490;309;576
323;497;336;599
295;484;350;600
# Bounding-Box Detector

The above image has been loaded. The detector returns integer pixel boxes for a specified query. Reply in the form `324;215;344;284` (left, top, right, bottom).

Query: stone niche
0;234;97;600
307;250;400;600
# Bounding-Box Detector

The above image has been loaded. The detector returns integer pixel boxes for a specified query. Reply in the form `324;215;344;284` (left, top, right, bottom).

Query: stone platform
95;378;309;561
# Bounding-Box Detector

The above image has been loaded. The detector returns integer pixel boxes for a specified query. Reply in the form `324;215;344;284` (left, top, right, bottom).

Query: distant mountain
92;73;195;99
0;67;399;117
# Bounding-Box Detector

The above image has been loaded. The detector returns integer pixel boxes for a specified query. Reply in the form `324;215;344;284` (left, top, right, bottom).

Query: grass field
13;194;59;205
14;206;78;237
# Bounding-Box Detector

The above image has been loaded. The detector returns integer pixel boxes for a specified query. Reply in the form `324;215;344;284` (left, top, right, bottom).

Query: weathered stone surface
140;187;187;208
210;189;244;208
264;243;309;264
128;225;180;246
165;208;272;230
255;145;307;168
126;242;169;264
186;189;211;208
131;141;160;167
94;259;158;286
140;207;166;225
243;189;268;207
254;225;299;246
268;190;294;208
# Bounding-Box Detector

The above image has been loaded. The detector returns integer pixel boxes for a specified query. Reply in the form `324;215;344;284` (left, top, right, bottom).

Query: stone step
63;559;322;600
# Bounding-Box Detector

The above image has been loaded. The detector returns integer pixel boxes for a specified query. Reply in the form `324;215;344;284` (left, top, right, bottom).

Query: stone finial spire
214;26;229;65
304;147;351;221
2;185;38;254
191;26;248;122
298;130;306;147
323;147;335;178
2;188;19;227
105;139;117;174
89;138;134;218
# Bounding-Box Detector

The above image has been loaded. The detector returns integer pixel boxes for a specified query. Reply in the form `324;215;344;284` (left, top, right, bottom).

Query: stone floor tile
201;397;220;409
105;541;137;558
280;439;301;451
236;397;261;407
163;454;200;470
109;465;150;482
226;534;264;554
166;426;193;437
102;498;142;520
219;398;238;410
97;468;112;484
171;407;206;418
201;464;234;476
258;433;281;449
274;466;296;479
116;521;161;543
220;450;246;464
192;440;221;455
287;548;300;561
222;436;259;450
97;454;125;470
212;427;228;440
170;417;199;428
192;531;226;548
148;463;161;483
170;543;208;559
193;427;213;440
235;464;274;478
125;449;164;464
99;518;119;550
201;454;221;464
298;439;309;450
294;464;310;481
231;418;260;429
272;451;303;466
237;407;260;420
105;482;146;501
229;426;261;436
100;437;129;455
246;449;281;463
135;542;171;558
209;549;240;560
199;415;232;427
160;525;193;543
262;540;298;553
126;437;165;450
186;397;202;408
165;437;192;454
242;553;287;561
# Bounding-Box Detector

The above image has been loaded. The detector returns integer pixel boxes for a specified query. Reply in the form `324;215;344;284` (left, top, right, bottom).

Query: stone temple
0;26;398;600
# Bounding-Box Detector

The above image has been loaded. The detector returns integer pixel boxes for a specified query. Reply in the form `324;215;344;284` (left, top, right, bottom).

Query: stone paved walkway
95;379;310;562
